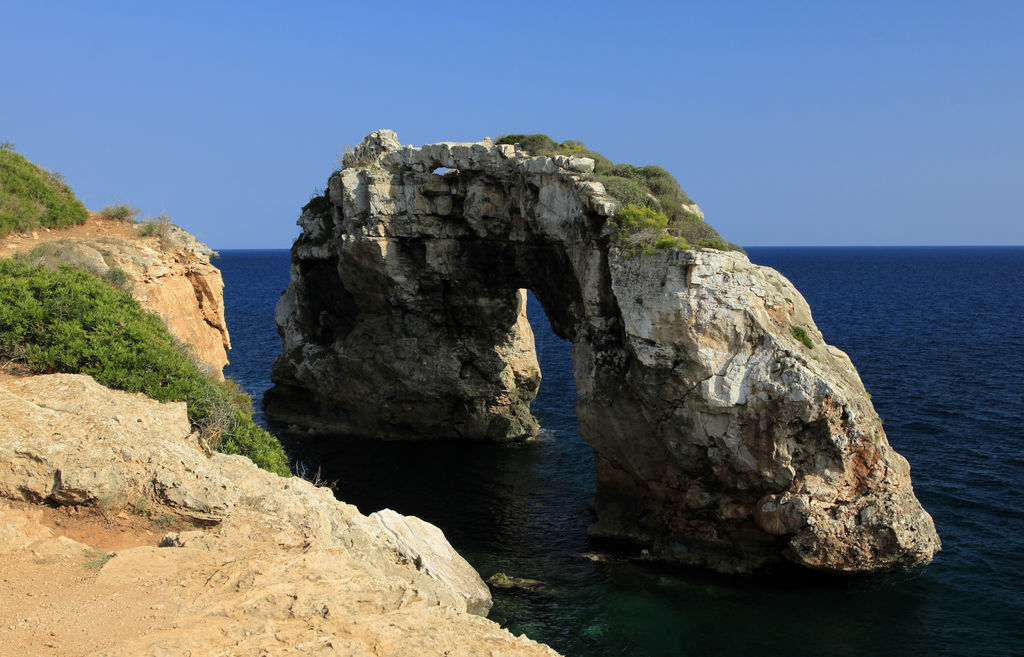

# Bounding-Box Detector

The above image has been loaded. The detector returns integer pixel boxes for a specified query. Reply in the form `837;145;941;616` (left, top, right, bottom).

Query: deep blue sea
220;247;1024;657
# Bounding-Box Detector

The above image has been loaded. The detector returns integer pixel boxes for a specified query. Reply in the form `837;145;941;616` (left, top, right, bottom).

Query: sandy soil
0;501;193;657
0;214;143;259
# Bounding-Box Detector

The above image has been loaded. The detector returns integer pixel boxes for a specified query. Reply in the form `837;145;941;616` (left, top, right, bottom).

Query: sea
220;246;1024;657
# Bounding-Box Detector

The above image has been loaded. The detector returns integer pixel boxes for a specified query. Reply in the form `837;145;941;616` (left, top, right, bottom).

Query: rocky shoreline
0;372;559;656
0;213;560;655
0;138;941;654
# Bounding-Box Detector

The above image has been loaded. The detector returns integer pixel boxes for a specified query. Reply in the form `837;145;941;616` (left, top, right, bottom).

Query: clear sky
2;1;1021;248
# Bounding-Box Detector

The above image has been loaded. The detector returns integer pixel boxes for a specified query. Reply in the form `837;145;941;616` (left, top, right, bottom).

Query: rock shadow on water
274;428;595;559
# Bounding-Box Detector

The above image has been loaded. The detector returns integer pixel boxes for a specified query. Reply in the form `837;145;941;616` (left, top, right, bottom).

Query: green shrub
606;163;646;183
668;210;730;248
790;325;814;349
137;212;181;250
696;237;729;251
101;267;134;293
496;133;558;155
137;212;174;239
495;133;743;251
609;203;668;234
655;234;689;250
659;198;685;220
15;242;62;261
0;147;88;237
303;174;334;222
557;139;586;154
99;204;139;222
603;164;691;205
218;408;290;468
15;240;107;276
496;134;615;172
609;204;687;255
637;165;692;205
16;242;136;295
303;193;331;219
596;175;657;208
0;259;290;476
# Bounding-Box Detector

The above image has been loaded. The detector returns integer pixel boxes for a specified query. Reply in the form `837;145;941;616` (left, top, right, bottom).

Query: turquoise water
221;247;1024;657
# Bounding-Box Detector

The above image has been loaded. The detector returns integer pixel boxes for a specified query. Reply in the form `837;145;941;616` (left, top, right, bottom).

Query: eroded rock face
7;224;231;378
603;250;939;571
0;374;559;655
268;130;940;573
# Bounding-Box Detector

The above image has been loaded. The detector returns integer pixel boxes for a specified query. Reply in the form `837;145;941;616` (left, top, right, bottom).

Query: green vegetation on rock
0;143;88;237
655;234;689;250
302;174;335;224
135;212;186;251
790;325;814;349
98;203;139;222
101;266;134;294
497;133;741;254
496;134;614;173
608;203;668;256
303;191;332;220
137;212;174;238
0;259;290;476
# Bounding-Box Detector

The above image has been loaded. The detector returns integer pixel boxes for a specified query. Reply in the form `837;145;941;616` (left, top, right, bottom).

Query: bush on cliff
497;133;739;252
0;259;291;476
0;143;88;237
496;133;613;172
98;203;139;222
609;204;676;255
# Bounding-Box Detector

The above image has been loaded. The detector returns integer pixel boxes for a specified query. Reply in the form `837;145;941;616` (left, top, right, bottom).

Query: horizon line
212;243;1024;252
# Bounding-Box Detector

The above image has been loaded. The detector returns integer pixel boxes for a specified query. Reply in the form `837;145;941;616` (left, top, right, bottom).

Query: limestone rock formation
268;130;940;573
0;373;558;655
3;219;231;377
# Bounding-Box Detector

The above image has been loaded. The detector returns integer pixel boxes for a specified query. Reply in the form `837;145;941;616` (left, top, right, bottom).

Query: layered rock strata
0;373;558;656
268;130;940;573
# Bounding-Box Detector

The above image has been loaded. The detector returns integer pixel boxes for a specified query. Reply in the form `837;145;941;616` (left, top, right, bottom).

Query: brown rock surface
0;373;559;656
0;214;231;378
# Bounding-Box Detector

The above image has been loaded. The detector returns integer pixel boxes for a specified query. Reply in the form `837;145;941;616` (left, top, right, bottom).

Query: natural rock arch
267;130;940;573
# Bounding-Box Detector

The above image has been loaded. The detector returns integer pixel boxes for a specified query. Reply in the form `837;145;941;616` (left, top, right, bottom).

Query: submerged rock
268;130;940;573
487;572;550;594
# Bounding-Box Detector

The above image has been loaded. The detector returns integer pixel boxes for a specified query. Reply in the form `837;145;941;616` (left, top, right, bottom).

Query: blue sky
1;1;1020;248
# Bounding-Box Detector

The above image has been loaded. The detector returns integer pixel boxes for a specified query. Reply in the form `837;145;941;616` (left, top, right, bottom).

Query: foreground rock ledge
268;130;940;573
0;373;559;656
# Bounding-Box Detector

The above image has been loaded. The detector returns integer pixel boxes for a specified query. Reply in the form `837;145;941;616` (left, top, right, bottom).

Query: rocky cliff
0;372;559;656
0;216;231;377
268;130;940;574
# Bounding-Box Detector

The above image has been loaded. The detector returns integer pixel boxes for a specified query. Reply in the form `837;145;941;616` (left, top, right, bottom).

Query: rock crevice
268;130;940;573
